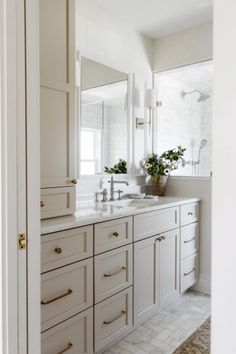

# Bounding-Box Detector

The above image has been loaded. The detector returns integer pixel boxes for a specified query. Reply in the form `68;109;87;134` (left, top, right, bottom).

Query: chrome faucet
108;176;129;201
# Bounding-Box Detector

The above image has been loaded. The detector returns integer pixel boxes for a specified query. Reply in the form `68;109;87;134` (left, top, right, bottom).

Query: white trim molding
25;0;41;353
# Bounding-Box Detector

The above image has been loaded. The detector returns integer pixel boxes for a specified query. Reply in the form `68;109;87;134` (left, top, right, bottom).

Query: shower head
181;89;210;103
200;139;207;149
198;92;210;102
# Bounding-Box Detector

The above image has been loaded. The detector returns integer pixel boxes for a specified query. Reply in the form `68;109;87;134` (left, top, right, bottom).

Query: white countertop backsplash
41;196;200;235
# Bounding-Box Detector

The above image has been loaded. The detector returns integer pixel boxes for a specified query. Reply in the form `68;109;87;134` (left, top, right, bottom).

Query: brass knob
161;235;166;240
71;179;77;185
40;201;45;208
112;232;119;237
54;247;62;254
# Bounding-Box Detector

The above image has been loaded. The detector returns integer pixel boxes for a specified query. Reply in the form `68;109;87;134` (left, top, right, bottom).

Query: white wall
212;1;236;353
77;0;153;180
153;23;213;72
166;177;211;294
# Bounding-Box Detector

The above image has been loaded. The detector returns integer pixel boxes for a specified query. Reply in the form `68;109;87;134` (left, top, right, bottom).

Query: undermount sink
107;198;160;209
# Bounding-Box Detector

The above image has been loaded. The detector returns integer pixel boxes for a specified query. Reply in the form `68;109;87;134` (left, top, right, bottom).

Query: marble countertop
41;196;200;235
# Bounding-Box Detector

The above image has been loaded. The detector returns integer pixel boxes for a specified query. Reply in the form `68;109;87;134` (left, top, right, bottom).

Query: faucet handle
95;191;101;202
116;189;123;200
95;189;108;202
102;188;108;202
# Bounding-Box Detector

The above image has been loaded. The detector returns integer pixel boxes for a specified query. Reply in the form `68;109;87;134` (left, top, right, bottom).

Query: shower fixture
181;89;210;102
182;139;208;176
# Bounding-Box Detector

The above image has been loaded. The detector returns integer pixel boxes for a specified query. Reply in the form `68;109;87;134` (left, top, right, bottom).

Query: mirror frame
76;52;134;178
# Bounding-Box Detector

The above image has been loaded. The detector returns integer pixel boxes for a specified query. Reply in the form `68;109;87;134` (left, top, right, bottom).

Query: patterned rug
173;318;210;354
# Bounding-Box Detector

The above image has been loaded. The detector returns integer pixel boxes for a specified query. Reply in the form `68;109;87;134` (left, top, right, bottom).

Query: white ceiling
94;0;213;39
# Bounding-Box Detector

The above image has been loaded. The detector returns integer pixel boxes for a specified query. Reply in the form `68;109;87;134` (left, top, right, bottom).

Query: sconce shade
145;89;157;109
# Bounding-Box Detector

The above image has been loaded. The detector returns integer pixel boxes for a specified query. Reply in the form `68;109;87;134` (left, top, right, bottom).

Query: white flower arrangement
143;146;186;182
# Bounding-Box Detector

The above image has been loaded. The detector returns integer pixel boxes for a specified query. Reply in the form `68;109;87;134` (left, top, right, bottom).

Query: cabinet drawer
181;202;199;226
41;187;76;219
41;308;93;354
94;217;132;254
41;226;93;273
41;259;93;332
180;254;199;293
94;287;133;352
181;223;199;260
95;245;133;303
134;207;179;241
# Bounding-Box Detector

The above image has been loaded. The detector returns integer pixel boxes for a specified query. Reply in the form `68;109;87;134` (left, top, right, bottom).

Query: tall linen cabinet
40;0;77;219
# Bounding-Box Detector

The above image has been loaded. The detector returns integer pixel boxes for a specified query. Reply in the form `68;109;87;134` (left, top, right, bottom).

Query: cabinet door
134;237;159;325
158;229;180;307
40;0;76;188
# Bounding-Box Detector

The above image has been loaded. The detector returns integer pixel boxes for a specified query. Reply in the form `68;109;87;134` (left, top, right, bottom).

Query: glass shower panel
154;60;213;177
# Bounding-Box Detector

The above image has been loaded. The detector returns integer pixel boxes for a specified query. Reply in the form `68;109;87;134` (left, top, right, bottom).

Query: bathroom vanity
41;197;199;354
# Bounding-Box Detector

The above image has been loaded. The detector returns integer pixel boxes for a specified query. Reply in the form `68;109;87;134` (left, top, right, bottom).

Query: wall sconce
136;89;157;134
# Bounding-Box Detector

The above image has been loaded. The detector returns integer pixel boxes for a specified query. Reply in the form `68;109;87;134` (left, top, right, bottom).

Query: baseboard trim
192;277;211;295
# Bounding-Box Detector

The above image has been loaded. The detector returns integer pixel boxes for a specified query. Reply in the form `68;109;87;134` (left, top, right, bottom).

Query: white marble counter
41;196;200;235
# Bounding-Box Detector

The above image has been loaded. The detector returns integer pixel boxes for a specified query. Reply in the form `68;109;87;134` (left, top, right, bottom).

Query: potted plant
143;146;186;196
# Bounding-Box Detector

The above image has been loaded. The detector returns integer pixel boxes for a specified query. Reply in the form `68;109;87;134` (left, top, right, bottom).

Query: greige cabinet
134;228;180;325
41;308;93;354
180;202;200;293
94;287;133;352
40;201;200;353
40;0;77;219
134;237;159;325
158;228;180;307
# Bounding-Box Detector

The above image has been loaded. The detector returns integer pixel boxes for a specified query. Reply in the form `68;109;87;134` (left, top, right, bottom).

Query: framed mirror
78;57;132;176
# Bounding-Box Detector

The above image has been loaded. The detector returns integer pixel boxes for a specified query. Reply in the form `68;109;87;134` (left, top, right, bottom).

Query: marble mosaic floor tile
103;291;210;354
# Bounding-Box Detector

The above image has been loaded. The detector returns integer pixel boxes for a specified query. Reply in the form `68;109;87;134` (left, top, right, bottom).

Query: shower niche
153;60;213;177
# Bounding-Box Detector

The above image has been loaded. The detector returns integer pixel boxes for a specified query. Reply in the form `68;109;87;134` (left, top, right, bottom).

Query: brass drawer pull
40;201;45;208
56;342;73;354
71;179;77;185
54;247;62;254
156;235;166;242
184;268;196;277
41;289;73;305
104;266;126;278
103;310;126;325
112;231;119;237
184;237;196;244
188;211;193;216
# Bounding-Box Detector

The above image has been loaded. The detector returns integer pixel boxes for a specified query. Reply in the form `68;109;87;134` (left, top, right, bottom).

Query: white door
158;229;180;307
134;237;160;325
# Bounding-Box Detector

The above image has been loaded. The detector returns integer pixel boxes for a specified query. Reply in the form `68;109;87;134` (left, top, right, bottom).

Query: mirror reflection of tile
80;57;128;175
